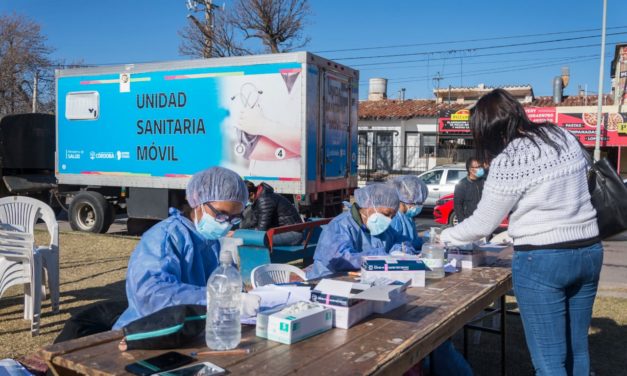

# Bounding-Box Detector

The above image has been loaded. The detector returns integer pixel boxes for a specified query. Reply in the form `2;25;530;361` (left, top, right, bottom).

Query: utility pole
594;0;607;161
433;72;443;102
32;72;38;113
186;0;221;58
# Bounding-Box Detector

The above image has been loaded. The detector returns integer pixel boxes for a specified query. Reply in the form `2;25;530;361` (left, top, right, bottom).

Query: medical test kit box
361;255;426;287
447;242;513;269
311;278;411;328
256;302;333;345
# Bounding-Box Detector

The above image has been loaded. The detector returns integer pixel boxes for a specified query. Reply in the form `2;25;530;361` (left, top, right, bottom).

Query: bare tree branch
0;14;55;114
179;0;309;58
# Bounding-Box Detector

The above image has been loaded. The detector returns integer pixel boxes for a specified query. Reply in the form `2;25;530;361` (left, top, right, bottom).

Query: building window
405;132;420;168
422;134;436;157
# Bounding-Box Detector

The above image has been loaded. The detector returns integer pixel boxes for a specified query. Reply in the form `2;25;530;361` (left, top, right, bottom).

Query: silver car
417;163;468;208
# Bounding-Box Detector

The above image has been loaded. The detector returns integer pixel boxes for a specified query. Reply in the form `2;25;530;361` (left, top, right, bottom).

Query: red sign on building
438;107;627;147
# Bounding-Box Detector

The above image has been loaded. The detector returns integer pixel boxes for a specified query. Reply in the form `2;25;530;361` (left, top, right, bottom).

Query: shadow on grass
589;317;627;374
0;280;126;336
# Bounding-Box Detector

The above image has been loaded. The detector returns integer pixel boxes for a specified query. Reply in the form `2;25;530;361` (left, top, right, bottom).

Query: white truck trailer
55;52;359;233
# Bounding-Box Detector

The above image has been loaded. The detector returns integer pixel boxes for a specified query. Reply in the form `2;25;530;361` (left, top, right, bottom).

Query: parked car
417;163;467;208
434;193;509;228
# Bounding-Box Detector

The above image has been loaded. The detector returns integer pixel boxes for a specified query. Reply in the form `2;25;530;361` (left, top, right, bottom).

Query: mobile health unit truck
55;52;358;233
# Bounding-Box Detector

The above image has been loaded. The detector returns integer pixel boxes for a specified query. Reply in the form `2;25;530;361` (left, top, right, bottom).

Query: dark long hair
470;88;565;163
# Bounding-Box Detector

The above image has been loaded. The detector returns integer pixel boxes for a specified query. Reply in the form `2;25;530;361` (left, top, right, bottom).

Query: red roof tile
359;99;467;120
527;95;614;107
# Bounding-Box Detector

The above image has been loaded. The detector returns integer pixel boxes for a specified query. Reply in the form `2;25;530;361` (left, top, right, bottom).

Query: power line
370;54;601;81
358;54;598;71
316;25;627;53
370;55;606;86
352;39;623;68
334;31;627;61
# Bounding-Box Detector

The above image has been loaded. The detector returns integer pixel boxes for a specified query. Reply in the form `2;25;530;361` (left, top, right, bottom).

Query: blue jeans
512;242;603;376
424;340;473;376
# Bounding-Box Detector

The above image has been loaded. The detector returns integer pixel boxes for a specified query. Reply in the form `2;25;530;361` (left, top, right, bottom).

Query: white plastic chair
250;264;307;289
0;196;60;335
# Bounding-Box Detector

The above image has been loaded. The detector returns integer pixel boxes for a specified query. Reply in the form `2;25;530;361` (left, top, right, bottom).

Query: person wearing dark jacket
454;158;485;223
244;182;303;245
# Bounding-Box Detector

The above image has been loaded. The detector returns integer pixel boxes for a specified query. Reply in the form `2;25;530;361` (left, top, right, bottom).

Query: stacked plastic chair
250;263;306;289
0;196;59;336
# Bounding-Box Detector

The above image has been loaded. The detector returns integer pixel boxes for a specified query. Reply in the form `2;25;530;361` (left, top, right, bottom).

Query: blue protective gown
390;211;423;249
308;211;401;279
113;208;219;329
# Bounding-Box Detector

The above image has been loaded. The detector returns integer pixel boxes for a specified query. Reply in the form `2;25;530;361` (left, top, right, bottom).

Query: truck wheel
69;191;113;233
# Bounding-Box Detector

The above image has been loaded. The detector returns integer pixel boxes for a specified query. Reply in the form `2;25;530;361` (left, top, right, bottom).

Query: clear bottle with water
206;244;242;350
421;228;445;279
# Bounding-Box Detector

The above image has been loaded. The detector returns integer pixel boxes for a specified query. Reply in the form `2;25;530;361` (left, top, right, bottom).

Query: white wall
358;117;438;171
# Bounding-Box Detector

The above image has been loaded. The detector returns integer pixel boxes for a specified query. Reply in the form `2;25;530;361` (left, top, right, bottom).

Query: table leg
500;294;506;376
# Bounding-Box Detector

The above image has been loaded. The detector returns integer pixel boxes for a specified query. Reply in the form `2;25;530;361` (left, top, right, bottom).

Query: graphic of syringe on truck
56;52;358;233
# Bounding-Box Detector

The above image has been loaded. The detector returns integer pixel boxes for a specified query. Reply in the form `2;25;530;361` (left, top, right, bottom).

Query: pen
190;348;251;357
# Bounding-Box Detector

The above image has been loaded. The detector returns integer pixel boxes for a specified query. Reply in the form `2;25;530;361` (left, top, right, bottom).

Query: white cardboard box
261;302;333;345
311;279;372;329
320;300;372;329
361;256;426;287
447;250;486;269
311;279;411;328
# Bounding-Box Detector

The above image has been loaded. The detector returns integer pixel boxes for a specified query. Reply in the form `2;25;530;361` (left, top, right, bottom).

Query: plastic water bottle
206;241;242;350
421;228;445;279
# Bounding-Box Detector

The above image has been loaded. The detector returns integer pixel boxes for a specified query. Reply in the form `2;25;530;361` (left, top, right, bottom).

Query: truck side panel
57;62;305;194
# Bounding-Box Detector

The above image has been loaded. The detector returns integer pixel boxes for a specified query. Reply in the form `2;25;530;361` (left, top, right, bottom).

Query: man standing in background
454;158;486;223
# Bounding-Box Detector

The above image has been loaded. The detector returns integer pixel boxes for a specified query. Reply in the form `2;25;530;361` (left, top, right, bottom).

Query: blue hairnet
390;176;429;205
186;167;248;208
354;183;399;210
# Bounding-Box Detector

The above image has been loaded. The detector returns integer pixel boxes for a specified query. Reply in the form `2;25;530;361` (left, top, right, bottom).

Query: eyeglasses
203;202;242;225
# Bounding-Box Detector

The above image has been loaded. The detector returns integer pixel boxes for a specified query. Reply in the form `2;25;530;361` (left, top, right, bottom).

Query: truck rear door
322;72;352;180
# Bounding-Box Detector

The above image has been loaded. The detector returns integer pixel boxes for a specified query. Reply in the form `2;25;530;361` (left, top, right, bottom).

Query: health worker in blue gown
389;175;429;249
114;166;259;329
307;183;414;279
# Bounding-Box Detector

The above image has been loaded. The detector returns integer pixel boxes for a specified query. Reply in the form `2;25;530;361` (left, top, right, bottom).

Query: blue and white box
361;256;426;287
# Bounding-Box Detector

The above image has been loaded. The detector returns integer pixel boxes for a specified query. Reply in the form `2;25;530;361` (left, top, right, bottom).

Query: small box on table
256;302;333;344
361;255;426;287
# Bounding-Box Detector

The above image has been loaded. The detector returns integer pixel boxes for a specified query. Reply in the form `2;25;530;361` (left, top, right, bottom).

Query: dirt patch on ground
0;230;138;358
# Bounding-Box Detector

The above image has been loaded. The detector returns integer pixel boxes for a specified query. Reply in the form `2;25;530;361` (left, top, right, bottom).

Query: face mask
366;212;392;236
194;208;232;240
475;167;485;178
245;200;252;208
405;205;423;218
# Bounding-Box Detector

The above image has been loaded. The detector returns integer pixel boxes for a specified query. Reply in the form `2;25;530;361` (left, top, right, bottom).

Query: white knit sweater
441;127;599;247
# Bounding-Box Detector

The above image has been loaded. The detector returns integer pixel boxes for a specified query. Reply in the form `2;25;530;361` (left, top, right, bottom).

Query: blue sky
2;0;627;100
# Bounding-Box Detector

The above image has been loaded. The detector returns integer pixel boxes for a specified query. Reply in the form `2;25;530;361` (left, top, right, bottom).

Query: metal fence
357;144;475;183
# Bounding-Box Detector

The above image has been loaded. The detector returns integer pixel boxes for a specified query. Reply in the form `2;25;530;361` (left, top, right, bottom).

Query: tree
0;14;54;114
179;0;310;58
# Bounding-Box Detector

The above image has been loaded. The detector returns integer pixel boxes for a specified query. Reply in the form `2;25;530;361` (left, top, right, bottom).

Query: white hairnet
390;176;429;205
354;183;399;210
186;167;248;208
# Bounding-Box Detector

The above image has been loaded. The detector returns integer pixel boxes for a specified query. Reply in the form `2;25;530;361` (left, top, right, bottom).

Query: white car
417;163;468;208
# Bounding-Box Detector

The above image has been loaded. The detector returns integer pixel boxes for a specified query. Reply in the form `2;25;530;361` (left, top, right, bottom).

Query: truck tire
69;191;113;233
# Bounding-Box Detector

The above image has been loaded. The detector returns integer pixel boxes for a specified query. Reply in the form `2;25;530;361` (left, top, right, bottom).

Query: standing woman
441;89;602;375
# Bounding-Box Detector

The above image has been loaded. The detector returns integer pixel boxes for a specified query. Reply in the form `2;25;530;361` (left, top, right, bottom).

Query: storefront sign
556;112;627;146
438;107;556;133
438;107;627;146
